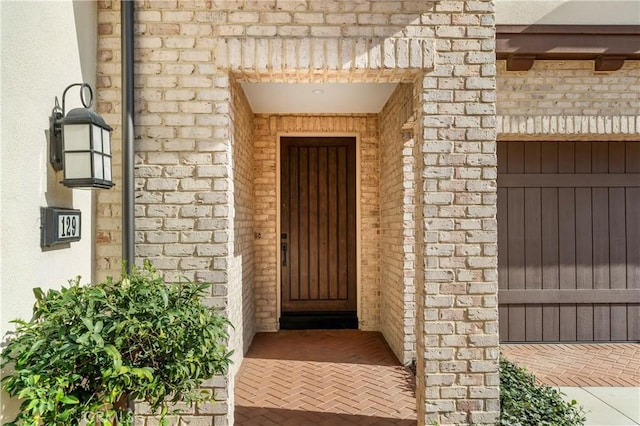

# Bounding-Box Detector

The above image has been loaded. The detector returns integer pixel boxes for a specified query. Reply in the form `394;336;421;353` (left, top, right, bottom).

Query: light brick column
416;1;500;425
97;2;239;424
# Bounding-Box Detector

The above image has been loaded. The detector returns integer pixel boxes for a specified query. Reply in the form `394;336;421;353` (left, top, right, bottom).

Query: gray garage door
498;141;640;342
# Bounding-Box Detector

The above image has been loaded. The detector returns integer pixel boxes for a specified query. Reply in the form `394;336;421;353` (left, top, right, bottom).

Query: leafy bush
1;261;232;426
500;356;585;426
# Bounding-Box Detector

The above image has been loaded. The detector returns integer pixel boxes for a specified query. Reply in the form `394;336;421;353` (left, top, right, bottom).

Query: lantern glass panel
63;124;90;151
92;125;103;153
93;153;104;179
104;156;112;181
102;128;111;155
64;152;91;179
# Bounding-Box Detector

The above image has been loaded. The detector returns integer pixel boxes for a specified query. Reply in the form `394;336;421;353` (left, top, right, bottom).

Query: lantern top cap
64;107;112;131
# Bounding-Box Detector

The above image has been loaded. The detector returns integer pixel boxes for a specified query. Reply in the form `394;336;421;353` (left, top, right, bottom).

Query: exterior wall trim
497;115;640;141
218;37;434;83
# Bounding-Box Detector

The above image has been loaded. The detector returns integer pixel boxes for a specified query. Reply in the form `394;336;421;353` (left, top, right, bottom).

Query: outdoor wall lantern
50;83;114;189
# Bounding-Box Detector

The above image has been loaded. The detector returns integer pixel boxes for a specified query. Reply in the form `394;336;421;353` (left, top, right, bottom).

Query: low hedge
500;356;586;426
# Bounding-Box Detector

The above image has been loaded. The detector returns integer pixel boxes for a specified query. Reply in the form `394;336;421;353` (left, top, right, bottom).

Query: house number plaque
41;207;82;247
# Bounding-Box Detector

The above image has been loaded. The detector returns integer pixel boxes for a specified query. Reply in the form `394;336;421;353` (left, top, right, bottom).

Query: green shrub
1;261;232;426
500;356;585;426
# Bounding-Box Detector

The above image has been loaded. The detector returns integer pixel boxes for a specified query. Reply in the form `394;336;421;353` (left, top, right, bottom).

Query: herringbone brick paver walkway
502;343;640;387
234;330;417;425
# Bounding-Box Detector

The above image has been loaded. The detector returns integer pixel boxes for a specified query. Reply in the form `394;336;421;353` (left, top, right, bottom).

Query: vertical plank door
280;137;357;314
498;141;640;342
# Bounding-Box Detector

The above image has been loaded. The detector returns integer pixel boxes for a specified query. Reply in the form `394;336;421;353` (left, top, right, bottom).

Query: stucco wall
495;0;640;25
0;0;97;422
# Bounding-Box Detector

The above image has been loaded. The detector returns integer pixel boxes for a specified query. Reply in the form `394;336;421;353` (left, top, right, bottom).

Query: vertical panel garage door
498;141;640;342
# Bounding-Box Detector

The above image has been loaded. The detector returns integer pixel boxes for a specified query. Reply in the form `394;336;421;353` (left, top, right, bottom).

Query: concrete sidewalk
560;387;640;426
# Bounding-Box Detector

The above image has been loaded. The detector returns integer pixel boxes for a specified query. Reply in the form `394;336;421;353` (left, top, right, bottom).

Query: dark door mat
280;312;358;330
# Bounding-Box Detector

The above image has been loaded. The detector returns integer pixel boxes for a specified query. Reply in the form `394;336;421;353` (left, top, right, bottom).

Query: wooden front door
280;137;357;316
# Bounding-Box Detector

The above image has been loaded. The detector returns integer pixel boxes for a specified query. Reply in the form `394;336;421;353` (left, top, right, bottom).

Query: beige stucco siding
496;0;640;25
0;1;97;328
0;1;97;422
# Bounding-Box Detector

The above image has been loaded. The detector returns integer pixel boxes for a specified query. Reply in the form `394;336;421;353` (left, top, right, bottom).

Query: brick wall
379;82;417;364
416;1;500;424
252;114;381;331
497;60;640;140
497;60;640;116
229;74;256;366
97;2;242;423
96;0;500;424
251;115;277;331
96;1;123;281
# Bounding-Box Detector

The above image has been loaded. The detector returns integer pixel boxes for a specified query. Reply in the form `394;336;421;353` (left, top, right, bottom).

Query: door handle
281;243;287;266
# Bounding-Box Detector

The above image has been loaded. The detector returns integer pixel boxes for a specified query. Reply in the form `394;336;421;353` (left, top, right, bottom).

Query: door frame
276;133;362;328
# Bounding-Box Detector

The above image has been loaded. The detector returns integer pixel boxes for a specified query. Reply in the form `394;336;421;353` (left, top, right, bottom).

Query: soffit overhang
496;25;640;71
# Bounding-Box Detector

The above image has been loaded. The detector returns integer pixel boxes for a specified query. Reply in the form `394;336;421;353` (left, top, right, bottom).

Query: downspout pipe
122;0;135;274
